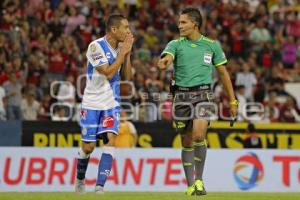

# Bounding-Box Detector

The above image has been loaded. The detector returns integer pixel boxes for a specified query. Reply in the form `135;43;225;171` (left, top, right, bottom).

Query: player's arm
102;33;134;80
216;65;235;101
157;39;178;70
90;34;133;80
157;54;173;70
121;53;132;80
216;65;238;118
213;41;237;118
96;53;126;80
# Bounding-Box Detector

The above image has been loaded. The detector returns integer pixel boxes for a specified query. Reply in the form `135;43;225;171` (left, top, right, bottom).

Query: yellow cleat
195;180;207;196
185;185;196;196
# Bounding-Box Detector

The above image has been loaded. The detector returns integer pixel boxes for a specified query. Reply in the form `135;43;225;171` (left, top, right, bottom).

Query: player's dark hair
106;14;126;32
181;8;202;30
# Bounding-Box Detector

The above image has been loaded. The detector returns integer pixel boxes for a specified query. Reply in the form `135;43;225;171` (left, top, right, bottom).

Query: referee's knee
192;133;206;141
181;134;193;148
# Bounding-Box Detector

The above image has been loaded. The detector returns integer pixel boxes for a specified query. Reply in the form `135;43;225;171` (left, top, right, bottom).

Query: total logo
233;152;264;190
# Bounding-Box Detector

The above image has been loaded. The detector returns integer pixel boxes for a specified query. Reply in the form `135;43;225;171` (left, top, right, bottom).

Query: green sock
193;140;207;181
181;148;195;187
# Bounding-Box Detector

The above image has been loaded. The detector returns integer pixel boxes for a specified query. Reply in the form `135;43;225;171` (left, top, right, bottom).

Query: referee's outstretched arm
157;54;173;70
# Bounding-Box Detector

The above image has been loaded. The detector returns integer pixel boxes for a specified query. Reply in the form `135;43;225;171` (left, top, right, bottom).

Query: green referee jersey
161;35;227;87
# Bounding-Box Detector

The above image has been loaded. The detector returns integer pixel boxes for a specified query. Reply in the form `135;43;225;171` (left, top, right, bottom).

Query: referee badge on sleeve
204;53;212;64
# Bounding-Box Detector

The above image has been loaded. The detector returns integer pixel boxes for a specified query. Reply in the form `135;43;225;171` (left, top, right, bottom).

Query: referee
158;8;238;196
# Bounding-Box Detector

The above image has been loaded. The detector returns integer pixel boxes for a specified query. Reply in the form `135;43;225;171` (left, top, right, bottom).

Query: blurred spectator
0;61;13;85
285;12;300;38
143;26;158;49
282;36;298;69
3;73;22;120
235;85;246;121
137;43;151;62
243;123;262;148
160;99;172;121
21;90;41;120
64;6;86;35
253;68;266;103
39;94;52;120
57;74;76;105
115;111;138;148
263;92;280;122
27;53;45;87
51;106;68;121
279;96;300;122
47;39;67;81
0;85;6;120
235;62;257;101
230;20;248;58
249;19;271;53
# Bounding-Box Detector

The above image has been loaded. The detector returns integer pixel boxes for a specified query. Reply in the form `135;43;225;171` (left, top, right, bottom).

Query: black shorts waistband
174;84;211;92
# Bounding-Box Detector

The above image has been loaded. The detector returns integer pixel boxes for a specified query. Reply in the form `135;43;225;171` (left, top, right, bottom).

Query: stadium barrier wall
0;121;22;146
21;121;300;149
0;147;299;192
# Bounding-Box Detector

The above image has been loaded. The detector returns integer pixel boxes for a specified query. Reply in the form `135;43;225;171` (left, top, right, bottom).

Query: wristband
230;99;239;106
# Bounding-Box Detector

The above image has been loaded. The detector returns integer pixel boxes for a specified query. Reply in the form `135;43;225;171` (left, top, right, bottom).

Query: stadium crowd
0;0;300;123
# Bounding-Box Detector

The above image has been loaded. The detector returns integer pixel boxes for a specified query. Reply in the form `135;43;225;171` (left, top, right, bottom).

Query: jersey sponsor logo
90;44;97;52
204;53;212;64
91;53;103;61
103;116;114;128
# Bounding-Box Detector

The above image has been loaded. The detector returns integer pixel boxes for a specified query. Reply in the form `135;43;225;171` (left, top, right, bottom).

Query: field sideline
0;192;299;200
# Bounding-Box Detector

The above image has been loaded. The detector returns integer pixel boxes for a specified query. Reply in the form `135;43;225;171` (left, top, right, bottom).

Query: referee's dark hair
106;14;126;32
181;8;202;30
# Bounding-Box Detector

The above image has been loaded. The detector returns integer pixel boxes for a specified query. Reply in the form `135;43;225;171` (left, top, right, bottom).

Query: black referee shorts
172;84;216;134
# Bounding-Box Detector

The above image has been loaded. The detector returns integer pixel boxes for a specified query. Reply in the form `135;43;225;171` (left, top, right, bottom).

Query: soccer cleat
185;185;196;196
75;178;86;194
95;185;104;194
195;180;207;196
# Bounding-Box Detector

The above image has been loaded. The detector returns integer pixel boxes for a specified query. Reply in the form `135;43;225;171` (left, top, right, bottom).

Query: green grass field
0;192;299;200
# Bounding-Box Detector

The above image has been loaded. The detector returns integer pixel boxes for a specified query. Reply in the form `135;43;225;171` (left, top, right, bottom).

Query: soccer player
75;14;134;194
158;8;238;195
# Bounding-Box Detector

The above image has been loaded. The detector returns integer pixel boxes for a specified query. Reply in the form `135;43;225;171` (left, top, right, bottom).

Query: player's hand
120;33;134;56
157;57;169;70
230;104;238;119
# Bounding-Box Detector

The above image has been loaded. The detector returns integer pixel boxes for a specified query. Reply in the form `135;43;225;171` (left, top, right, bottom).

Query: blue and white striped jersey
82;36;121;110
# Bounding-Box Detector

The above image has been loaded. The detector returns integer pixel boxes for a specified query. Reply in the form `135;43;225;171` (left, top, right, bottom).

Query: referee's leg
192;119;208;195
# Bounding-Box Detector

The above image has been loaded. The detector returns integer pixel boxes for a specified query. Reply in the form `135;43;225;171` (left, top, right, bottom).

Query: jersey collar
185;35;203;42
104;36;119;53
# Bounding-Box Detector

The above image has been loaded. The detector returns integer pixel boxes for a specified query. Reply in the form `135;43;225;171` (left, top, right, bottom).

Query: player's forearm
122;54;132;80
157;54;173;70
105;53;126;80
218;68;236;101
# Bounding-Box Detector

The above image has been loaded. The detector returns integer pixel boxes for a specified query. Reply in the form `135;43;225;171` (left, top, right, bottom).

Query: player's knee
181;135;193;147
78;147;91;159
81;142;95;154
192;128;206;141
82;147;94;155
106;133;116;146
193;133;206;141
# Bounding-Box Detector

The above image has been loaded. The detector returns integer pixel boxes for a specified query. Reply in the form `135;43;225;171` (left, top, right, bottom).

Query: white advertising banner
0;148;299;192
